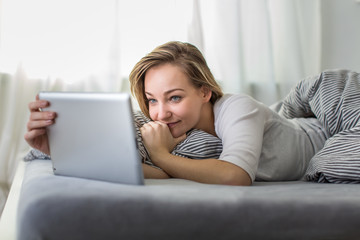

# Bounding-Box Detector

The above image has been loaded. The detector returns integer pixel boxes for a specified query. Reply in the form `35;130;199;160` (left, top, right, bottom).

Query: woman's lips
167;121;180;128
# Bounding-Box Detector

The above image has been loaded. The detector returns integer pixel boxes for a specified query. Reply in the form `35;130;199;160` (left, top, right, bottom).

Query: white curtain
0;0;321;215
0;0;194;216
198;0;321;105
0;0;123;215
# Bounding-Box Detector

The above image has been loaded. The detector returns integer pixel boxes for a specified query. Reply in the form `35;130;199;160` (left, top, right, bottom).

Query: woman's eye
147;99;157;104
170;96;181;102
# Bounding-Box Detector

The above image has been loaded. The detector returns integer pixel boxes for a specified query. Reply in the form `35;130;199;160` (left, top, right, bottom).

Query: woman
129;41;327;186
25;41;326;186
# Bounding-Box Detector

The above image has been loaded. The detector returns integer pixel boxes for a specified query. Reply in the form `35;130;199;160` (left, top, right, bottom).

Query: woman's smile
166;121;181;129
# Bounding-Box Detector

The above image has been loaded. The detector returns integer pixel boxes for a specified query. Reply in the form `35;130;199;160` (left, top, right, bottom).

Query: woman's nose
157;104;171;120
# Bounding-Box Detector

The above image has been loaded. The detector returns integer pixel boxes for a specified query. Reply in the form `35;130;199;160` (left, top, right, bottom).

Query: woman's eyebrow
165;88;185;94
145;88;185;96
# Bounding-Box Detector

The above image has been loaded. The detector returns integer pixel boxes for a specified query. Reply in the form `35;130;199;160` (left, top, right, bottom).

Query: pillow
133;111;223;169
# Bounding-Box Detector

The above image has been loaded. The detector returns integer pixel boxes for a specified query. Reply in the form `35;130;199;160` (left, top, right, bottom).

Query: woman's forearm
152;152;252;186
142;163;170;179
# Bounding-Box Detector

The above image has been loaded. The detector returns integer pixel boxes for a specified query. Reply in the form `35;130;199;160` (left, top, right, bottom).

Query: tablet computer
39;91;144;185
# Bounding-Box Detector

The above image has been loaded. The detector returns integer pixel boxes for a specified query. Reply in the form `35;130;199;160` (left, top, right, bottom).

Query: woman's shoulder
213;93;274;124
217;93;250;101
214;94;263;112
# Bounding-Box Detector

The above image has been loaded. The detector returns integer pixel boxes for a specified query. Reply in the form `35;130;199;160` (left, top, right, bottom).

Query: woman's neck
197;102;217;137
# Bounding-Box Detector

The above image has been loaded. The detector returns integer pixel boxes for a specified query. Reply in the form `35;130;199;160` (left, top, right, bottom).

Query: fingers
27;118;54;131
24;128;46;142
140;122;154;137
140;121;169;139
27;95;56;130
24;95;52;154
27;111;55;131
30;111;56;121
140;122;170;140
28;99;49;112
141;121;167;131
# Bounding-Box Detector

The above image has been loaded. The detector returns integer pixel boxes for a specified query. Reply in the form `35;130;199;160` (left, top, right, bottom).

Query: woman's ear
200;86;212;102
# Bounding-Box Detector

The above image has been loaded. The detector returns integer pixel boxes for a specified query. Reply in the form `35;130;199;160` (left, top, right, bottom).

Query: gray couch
17;159;360;240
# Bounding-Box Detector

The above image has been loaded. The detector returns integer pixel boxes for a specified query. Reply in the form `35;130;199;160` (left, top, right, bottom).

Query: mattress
17;160;360;240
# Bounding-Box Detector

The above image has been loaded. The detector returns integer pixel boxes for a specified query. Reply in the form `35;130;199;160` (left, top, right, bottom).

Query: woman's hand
140;121;186;165
24;95;56;155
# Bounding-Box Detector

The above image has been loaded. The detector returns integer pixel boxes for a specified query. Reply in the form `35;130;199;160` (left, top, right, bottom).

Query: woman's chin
170;129;186;138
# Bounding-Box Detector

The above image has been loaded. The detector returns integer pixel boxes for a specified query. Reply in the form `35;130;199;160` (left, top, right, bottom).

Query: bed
7;69;360;239
13;159;360;240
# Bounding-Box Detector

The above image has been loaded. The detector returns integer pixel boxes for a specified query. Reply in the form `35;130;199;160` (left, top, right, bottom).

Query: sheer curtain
0;0;121;216
0;0;321;215
198;0;321;105
0;0;194;215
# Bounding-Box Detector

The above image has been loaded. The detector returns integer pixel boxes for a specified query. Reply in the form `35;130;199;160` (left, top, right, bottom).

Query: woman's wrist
142;164;170;179
150;150;172;168
24;148;51;161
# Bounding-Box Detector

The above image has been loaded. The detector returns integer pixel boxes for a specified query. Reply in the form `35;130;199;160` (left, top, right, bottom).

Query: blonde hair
129;41;223;118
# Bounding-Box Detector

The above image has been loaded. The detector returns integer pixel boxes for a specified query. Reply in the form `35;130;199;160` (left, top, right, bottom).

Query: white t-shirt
213;94;327;182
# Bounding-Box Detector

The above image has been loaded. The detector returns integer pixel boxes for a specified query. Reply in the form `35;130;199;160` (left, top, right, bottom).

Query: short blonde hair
129;41;223;118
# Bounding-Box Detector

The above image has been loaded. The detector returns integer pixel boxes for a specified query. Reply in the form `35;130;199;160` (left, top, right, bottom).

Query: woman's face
144;63;209;138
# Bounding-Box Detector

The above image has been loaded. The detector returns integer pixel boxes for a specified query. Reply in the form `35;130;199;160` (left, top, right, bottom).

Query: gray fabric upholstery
17;160;360;240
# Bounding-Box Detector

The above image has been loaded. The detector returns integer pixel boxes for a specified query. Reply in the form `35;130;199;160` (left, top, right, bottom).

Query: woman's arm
140;121;252;186
151;152;251;185
142;163;170;179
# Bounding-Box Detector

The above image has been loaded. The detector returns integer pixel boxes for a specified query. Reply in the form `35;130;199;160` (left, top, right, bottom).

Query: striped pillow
133;111;223;169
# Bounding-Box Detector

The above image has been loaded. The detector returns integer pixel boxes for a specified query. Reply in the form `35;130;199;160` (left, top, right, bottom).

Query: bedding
274;69;360;183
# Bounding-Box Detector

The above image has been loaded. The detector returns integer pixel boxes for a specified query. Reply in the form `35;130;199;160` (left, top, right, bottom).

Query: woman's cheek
148;108;156;121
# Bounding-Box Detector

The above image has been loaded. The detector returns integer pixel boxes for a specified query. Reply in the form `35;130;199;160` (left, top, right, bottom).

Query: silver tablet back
39;92;144;185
